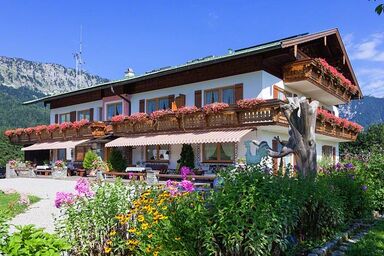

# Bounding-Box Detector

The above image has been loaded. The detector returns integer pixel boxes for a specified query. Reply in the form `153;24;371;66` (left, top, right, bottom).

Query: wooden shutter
194;90;202;108
175;94;186;108
89;108;94;122
54;114;58;124
234;84;243;102
272;139;278;175
168;95;175;109
273;85;278;99
70;111;76;122
139;99;145;113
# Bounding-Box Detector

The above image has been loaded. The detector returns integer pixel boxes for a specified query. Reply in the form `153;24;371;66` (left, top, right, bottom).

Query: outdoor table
124;167;152;173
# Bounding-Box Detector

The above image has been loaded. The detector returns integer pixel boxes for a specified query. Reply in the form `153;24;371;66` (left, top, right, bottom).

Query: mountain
0;56;108;95
0;56;109;165
339;96;384;128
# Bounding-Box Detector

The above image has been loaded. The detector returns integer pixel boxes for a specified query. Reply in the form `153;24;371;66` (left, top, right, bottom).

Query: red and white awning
21;139;88;151
105;129;253;147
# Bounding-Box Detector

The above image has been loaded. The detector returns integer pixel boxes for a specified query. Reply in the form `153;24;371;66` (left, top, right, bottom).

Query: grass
346;220;384;256
0;192;40;219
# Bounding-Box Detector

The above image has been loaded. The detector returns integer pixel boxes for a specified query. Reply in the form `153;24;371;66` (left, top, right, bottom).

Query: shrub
82;150;98;170
178;144;195;170
108;149;127;172
0;222;69;256
55;178;142;255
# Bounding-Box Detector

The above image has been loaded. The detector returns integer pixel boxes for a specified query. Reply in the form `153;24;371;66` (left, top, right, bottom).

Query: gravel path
0;177;78;233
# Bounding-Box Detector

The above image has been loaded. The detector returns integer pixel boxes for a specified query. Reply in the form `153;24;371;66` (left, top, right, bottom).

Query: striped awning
21;139;89;151
105;129;253;147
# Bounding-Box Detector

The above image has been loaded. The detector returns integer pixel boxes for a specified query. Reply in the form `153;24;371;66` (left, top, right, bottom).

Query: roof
24;28;360;105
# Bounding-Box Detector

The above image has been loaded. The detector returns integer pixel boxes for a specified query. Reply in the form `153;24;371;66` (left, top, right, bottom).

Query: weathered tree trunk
253;97;319;177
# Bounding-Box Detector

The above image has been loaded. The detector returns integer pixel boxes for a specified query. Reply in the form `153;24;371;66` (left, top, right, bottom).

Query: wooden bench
103;171;147;181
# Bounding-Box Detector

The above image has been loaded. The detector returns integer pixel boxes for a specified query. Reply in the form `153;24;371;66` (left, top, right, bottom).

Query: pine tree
178;144;195;169
108;149;127;172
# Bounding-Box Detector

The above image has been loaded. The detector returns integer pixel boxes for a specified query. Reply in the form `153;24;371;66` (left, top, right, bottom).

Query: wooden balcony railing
7;99;360;144
283;59;360;103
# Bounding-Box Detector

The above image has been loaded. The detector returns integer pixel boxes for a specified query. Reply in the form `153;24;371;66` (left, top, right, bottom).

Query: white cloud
348;33;384;61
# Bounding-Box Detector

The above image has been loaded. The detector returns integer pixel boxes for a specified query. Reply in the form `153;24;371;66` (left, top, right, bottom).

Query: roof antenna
74;25;85;89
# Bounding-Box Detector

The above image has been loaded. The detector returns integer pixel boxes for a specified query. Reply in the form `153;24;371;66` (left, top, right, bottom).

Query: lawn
0;192;40;219
346;220;384;256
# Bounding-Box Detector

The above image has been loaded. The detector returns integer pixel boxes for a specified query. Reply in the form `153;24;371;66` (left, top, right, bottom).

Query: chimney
124;68;135;78
228;48;234;54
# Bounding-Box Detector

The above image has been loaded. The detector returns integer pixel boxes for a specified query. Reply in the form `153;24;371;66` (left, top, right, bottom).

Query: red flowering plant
35;125;48;135
24;127;35;135
236;98;266;109
59;122;73;132
203;102;229;115
315;58;358;94
316;108;363;133
72;119;89;130
15;128;24;136
4;130;14;137
126;112;149;124
150;109;173;120
111;115;127;123
174;106;201;118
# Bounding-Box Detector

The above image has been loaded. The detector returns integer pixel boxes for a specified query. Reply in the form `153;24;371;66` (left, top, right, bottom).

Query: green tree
178;144;195;170
82;150;98;170
108;149;127;172
340;123;384;155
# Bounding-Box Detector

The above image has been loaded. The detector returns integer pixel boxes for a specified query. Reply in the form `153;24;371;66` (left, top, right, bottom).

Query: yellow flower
146;245;152;253
109;230;116;236
128;227;136;233
148;233;153;239
106;239;112;245
104;246;112;253
175;237;181;241
141;223;149;230
161;206;168;211
153;251;159;256
138;215;145;222
127;239;139;245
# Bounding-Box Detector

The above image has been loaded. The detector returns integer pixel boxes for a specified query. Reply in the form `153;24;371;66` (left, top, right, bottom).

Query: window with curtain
59;113;70;124
203;143;234;162
146;97;170;114
146;145;170;162
57;149;66;161
205;90;219;104
106;102;123;120
222;87;235;104
77;109;90;121
204;86;236;105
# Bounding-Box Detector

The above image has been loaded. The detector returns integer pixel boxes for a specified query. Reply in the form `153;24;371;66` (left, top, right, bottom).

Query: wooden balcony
283;59;360;105
7;99;360;145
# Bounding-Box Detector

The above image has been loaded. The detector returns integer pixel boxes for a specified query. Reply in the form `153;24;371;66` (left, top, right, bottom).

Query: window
98;107;103;121
322;145;336;163
75;146;91;161
59;113;70;124
106;102;123;120
78;109;90;121
273;85;297;101
146;97;170;114
203;143;235;162
57;149;66;161
204;86;235;105
146;145;170;162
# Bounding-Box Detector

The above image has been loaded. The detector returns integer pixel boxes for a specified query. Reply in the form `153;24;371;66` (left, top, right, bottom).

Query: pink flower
72;119;89;129
179;180;195;192
127;112;148;124
24;127;34;135
150;109;173;120
59;122;72;132
15;128;24;136
111;115;127;123
46;124;59;133
203;102;229;115
180;166;193;179
4;130;14;137
75;178;94;197
236;98;266;109
174;106;200;117
55;192;75;208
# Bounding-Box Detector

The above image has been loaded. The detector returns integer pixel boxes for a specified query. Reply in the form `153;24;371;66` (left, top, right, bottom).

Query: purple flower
344;163;354;169
55;192;75;208
362;185;368;191
128;172;133;179
75;178;94;197
179;180;195;192
180;166;193;179
336;162;342;170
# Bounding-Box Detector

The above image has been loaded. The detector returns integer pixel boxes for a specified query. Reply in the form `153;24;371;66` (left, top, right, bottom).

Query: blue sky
1;1;384;97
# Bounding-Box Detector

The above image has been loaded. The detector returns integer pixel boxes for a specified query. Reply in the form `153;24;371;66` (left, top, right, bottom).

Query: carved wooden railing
8;100;360;144
283;59;360;103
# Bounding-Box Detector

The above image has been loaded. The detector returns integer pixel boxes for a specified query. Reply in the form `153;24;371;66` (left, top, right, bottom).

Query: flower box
133;120;154;133
179;112;205;130
206;111;237;127
155;115;179;131
113;121;134;134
